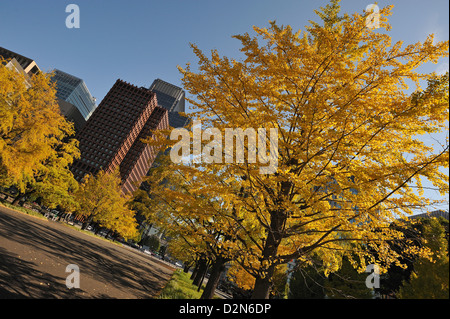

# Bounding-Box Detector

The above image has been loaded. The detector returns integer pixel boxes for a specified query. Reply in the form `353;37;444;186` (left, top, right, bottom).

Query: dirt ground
0;205;175;299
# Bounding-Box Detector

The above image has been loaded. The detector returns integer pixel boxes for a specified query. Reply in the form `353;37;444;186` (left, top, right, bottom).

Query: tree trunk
12;195;22;206
192;257;208;287
251;209;286;299
197;263;209;292
251;264;276;299
94;224;100;235
190;261;199;280
12;190;32;206
201;255;227;299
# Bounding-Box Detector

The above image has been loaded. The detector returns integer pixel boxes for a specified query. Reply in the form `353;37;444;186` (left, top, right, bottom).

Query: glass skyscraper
149;78;189;128
52;69;97;120
149;78;185;113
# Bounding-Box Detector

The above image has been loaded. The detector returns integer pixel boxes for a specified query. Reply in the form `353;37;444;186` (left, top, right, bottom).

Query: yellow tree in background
75;169;138;240
0;58;80;209
146;1;449;298
142;153;244;298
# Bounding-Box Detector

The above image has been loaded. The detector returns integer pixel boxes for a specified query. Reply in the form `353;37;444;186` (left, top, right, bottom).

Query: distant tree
143;235;160;252
75;169;138;240
397;218;449;299
289;262;326;299
167;236;198;271
325;256;374;299
129;189;153;222
18;137;80;211
271;264;288;299
375;219;423;297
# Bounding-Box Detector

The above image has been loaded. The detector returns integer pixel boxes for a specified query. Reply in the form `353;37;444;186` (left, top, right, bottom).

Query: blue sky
1;0;448;102
1;0;449;211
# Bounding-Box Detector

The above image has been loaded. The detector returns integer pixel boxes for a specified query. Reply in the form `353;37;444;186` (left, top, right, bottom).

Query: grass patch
158;269;205;299
0;201;122;247
0;201;47;220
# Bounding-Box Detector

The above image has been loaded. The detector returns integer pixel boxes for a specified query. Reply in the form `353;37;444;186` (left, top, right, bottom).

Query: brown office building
71;79;169;194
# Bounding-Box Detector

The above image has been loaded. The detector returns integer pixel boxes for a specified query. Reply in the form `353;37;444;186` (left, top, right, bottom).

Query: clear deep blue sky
1;0;448;211
1;0;448;102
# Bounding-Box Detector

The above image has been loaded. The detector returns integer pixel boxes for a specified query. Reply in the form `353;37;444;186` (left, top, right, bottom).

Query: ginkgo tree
146;0;449;299
0;58;80;210
75;169;138;240
143;154;242;299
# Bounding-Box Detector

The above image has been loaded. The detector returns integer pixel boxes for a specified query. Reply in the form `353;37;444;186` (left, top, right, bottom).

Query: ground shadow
0;208;174;298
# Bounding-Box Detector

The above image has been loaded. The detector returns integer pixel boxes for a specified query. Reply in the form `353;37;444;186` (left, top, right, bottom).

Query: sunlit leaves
150;1;448;297
75;169;138;240
0;58;80;208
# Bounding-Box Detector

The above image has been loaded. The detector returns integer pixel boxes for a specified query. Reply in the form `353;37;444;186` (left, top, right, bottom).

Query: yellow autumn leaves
75;169;138;240
0;59;78;193
0;59;138;240
145;2;448;298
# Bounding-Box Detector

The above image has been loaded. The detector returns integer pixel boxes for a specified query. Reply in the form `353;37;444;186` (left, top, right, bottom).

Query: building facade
52;69;97;120
119;106;168;193
57;98;86;132
410;210;449;220
149;78;189;129
1;46;41;88
0;46;41;77
149;78;185;113
136;79;189;240
71;79;169;194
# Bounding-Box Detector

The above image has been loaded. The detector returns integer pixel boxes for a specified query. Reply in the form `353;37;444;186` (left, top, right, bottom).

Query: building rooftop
0;46;40;75
410;210;449;220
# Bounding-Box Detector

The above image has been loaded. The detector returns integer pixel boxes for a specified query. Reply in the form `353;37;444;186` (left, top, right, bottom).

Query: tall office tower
51;69;97;120
135;79;189;239
71;79;169;194
1;46;41;88
137;79;189;196
168;111;190;128
149;78;189;129
149;79;185;112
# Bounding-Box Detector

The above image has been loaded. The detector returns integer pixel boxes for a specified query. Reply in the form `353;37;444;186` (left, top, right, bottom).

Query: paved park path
0;205;175;298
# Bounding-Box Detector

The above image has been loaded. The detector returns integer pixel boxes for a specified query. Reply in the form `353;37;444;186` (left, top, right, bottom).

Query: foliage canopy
145;1;449;298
